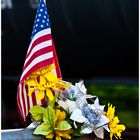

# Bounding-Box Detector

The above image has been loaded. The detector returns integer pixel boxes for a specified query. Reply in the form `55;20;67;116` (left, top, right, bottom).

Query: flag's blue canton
31;0;50;39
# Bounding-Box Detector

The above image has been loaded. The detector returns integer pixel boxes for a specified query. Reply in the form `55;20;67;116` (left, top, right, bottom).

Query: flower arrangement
26;64;125;140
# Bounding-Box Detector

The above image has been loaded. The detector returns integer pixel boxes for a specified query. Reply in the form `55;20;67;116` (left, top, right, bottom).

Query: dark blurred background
2;0;138;139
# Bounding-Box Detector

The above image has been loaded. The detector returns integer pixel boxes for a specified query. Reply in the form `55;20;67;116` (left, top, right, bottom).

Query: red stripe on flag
32;92;37;106
23;46;53;70
21;84;26;119
26;34;52;58
41;96;47;106
25;85;30;113
17;86;24;121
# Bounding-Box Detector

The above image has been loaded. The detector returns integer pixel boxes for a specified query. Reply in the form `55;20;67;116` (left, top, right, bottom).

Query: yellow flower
29;64;56;79
45;109;73;140
25;64;69;101
105;104;126;140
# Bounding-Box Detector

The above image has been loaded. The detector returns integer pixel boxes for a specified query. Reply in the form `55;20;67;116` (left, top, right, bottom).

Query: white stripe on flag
19;84;25;120
27;28;51;53
23;84;28;117
51;67;57;75
20;52;53;81
29;91;33;109
17;88;23;120
35;90;42;106
24;40;52;66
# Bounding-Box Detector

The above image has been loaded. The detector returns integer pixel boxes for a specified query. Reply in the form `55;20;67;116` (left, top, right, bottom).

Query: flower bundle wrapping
26;64;125;140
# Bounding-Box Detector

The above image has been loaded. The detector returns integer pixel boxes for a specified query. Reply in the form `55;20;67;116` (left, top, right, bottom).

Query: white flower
70;98;109;139
65;81;86;100
57;81;109;139
75;80;87;94
65;81;95;100
58;99;77;113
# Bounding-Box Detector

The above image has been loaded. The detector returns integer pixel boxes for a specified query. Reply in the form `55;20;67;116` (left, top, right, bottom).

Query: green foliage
30;103;73;139
56;120;72;130
43;106;55;127
33;123;52;136
29;105;46;121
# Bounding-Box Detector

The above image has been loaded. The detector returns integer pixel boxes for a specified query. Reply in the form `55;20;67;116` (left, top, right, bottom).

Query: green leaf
56;120;71;130
43;106;56;127
33;123;52;136
29;105;46;121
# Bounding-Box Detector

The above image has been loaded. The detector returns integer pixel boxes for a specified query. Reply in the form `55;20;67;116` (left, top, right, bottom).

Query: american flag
17;0;61;123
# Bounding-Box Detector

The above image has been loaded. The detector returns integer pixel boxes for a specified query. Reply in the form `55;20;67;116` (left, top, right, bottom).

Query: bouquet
25;64;125;140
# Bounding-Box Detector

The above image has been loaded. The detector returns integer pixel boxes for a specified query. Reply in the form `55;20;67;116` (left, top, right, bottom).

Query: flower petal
70;109;87;123
56;130;72;139
26;79;37;86
41;68;48;75
46;89;54;101
45;132;54;139
106;104;115;121
37;90;45;101
95;115;109;128
39;75;46;85
94;127;104;139
113;116;120;124
58;99;77;113
28;88;35;96
80;125;93;134
44;72;57;82
47;64;55;72
103;124;110;132
55;109;66;122
56;134;61;140
75;81;87;94
57;81;70;89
